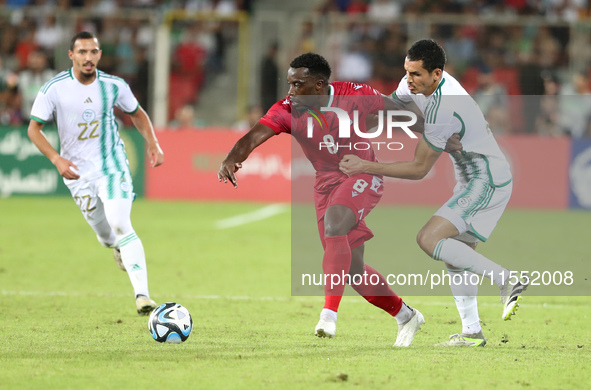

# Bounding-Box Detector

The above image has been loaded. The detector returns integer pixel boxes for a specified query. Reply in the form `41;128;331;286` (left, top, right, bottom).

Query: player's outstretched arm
129;106;164;168
339;136;441;180
27;119;80;180
218;123;276;188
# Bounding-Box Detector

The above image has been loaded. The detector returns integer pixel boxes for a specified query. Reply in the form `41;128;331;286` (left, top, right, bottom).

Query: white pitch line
215;203;288;229
0;290;575;308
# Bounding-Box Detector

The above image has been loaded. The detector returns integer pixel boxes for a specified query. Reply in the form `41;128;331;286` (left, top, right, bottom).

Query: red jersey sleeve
355;84;385;113
258;99;292;134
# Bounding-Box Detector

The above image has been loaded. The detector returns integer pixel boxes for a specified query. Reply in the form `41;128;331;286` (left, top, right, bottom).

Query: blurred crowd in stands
1;0;591;137
318;0;591;21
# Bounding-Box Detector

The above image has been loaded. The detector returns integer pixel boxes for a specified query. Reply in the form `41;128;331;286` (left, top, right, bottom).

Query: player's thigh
65;178;106;226
96;172;135;234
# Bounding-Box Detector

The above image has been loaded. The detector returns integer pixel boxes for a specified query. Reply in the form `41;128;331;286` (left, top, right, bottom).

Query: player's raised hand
339;154;365;177
147;142;164;167
444;133;463;154
53;156;80;180
218;161;242;188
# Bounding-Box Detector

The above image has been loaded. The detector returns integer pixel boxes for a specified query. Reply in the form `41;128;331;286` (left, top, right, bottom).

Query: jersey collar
326;84;335;107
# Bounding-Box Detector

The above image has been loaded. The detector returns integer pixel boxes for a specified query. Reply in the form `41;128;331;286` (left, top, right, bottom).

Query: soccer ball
148;302;193;343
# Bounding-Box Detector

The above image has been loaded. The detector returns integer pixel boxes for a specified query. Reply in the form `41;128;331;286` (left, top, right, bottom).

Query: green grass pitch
0;197;589;389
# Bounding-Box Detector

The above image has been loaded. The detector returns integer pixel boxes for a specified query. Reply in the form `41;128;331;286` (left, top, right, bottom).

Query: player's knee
108;219;134;237
324;222;348;237
416;229;437;258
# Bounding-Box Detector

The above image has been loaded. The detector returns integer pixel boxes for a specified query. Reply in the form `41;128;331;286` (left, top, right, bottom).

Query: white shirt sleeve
115;81;139;114
423;103;462;151
30;89;55;123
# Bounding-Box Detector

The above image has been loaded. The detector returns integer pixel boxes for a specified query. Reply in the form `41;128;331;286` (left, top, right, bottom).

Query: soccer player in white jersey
27;31;164;315
339;39;527;347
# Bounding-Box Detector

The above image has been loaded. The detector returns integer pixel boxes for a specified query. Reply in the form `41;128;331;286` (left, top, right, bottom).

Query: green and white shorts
434;179;512;243
64;171;134;226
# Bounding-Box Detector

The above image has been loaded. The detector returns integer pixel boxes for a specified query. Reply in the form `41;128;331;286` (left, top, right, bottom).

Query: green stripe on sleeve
423;134;444;152
30;116;47;124
123;103;140;115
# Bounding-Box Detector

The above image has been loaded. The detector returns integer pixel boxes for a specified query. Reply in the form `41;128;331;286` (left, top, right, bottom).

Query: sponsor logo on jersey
84;97;93;103
352;191;359;197
82;109;96;122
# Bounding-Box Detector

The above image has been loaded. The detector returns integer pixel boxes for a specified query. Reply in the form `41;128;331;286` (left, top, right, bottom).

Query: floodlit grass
0;198;589;389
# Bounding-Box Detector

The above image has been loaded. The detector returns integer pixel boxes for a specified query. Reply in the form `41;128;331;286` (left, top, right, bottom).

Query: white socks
117;231;150;298
394;302;414;325
435;238;508;288
320;308;337;323
447;267;481;335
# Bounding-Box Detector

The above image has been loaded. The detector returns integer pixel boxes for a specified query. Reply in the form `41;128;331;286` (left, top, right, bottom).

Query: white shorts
64;172;134;225
434;179;512;243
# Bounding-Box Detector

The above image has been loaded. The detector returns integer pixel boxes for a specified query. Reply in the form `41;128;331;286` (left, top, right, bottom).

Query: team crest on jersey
82;109;96;122
120;179;130;192
457;196;471;208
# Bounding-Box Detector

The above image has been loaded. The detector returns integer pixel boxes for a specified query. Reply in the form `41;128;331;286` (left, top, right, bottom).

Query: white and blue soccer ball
148;302;193;343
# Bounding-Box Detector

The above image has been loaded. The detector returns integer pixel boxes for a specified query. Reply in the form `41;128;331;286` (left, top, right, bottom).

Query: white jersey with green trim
30;68;139;180
394;71;512;187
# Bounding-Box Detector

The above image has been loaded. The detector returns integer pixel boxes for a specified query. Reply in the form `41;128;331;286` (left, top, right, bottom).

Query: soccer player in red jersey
219;53;457;346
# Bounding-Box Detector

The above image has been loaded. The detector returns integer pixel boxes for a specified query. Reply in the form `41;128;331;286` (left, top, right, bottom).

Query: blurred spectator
17;50;55;120
133;46;149;111
536;70;562;137
367;0;401;23
346;0;368;15
472;64;510;134
443;25;476;72
14;27;39;70
372;28;406;91
559;71;591;138
337;40;372;83
114;27;138;81
473;65;508;114
169;104;206;130
0;56;21;125
34;15;66;61
232;104;263;132
260;42;279;112
297;21;316;55
173;23;207;88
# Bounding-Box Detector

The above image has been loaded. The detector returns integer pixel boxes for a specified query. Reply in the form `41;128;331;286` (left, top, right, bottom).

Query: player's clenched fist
339;154;366;177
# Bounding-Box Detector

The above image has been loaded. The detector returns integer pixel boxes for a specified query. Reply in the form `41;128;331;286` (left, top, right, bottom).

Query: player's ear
432;68;443;81
315;78;325;91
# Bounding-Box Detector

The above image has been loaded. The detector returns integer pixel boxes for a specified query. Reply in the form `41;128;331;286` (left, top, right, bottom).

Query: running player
339;39;528;347
27;31;164;315
219;52;458;346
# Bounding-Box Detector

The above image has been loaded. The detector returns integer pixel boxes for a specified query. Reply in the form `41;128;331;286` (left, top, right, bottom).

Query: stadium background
1;2;590;389
1;0;590;210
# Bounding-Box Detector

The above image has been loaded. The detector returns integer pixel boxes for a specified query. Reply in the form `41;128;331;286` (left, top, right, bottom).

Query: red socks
322;235;351;312
350;265;403;316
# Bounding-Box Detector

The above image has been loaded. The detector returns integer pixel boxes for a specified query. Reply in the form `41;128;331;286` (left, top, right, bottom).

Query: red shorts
315;173;384;250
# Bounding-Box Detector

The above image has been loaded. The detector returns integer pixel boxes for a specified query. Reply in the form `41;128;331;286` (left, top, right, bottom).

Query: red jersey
259;82;385;188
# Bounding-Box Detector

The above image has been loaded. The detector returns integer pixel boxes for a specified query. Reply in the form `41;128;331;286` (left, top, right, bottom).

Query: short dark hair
70;31;99;51
289;53;331;82
407;39;446;73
